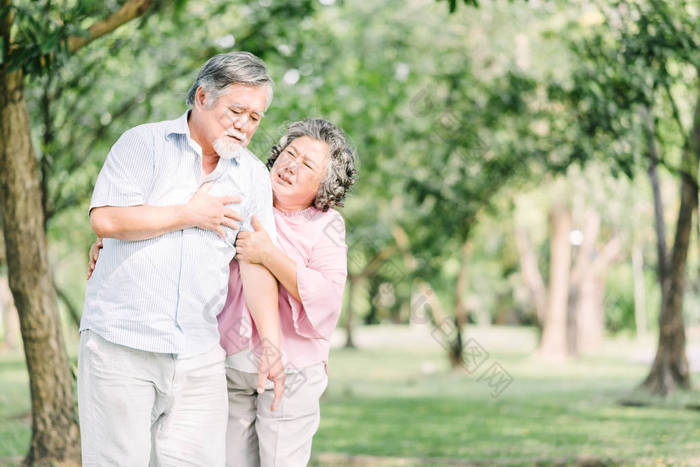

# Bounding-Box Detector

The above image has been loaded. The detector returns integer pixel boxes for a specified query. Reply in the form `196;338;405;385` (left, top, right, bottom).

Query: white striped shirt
81;111;277;356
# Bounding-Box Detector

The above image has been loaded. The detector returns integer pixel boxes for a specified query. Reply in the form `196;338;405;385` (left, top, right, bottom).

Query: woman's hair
267;118;357;211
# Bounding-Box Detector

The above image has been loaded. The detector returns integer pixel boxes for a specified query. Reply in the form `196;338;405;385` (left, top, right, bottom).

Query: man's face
195;83;268;159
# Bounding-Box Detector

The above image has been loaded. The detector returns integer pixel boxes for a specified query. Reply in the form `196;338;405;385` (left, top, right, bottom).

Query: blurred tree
287;0;579;366
556;0;699;394
399;61;567;366
437;0;479;13
539;202;570;359
515;171;624;359
567;209;621;353
0;1;153;462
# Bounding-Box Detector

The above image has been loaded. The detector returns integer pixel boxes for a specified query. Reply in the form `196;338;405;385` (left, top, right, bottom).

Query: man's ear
195;86;207;109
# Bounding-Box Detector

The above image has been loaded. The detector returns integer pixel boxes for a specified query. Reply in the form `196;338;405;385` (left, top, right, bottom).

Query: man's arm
90;183;242;241
239;260;285;411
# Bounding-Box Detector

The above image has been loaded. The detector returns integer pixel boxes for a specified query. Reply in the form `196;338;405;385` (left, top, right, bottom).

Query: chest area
146;147;250;206
275;217;320;267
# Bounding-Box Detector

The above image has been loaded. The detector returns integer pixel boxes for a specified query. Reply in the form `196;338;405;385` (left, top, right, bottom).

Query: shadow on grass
618;386;700;412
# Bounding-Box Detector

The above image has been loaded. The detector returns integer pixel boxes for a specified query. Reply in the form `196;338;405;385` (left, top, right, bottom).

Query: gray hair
267;119;358;211
186;52;274;110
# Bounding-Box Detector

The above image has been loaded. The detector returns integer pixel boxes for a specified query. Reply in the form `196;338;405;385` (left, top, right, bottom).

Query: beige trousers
225;363;328;467
78;330;228;466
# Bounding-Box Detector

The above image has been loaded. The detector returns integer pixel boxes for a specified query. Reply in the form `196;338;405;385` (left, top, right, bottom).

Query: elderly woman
219;118;356;467
88;118;357;467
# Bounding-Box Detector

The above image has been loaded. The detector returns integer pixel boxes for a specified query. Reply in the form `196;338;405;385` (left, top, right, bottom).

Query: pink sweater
217;206;348;369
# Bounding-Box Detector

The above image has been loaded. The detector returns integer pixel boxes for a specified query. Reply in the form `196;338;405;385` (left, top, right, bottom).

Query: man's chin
213;140;243;160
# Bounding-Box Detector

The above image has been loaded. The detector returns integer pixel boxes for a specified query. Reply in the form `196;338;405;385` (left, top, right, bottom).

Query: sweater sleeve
288;212;348;340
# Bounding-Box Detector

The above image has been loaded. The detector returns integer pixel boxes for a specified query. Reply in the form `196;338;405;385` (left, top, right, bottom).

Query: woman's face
270;136;329;210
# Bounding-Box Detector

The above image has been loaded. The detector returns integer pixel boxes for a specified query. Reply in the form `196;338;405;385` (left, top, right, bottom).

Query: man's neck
187;112;217;157
187;111;220;177
202;154;220;177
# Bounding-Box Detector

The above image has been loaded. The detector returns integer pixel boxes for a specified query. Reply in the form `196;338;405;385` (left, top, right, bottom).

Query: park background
1;0;700;465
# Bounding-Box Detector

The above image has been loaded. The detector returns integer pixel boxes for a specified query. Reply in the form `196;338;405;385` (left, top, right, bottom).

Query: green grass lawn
0;353;33;464
314;326;700;465
2;326;700;465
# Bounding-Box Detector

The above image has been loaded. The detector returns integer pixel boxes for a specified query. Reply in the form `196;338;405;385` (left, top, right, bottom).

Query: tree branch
589;235;622;278
67;0;151;54
40;73;54;230
661;72;685;138
47;67;183;221
53;279;80;328
570;210;600;285
642;107;669;281
360;245;398;278
53;59;102;102
1;0;13;64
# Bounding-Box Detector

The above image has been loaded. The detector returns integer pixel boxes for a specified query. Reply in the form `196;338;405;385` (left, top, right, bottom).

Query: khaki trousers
78;330;228;466
225;363;328;467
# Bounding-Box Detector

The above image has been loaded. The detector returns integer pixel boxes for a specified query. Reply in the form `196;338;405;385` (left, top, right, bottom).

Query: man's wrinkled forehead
216;82;270;114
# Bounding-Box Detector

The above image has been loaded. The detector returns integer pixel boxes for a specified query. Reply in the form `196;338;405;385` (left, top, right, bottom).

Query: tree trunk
575;275;605;352
538;205;571;360
364;276;380;325
641;93;700;396
0;68;81;464
450;242;471;366
572;231;620;354
344;276;357;348
643;108;668;307
632;244;647;340
390;225;466;367
565;287;578;355
448;316;464;368
415;281;466;368
454;241;470;329
514;226;547;327
566;210;600;355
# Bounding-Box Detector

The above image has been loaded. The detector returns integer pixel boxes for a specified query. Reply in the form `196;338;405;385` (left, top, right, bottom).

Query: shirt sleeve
89;128;154;215
288;211;348;340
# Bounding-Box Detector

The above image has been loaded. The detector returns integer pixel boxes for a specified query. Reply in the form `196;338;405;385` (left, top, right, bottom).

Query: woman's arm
236;217;301;301
237;213;348;340
261;246;301;301
238;260;285;411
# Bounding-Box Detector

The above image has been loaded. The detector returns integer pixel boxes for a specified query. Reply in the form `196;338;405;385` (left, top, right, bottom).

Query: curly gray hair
186;52;273;110
267;119;357;211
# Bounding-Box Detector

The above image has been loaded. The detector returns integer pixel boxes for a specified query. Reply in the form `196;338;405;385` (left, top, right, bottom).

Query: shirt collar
165;110;192;139
166;110;243;164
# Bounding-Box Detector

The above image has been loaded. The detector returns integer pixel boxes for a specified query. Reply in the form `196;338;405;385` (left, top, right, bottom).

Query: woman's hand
236;216;274;265
87;238;103;279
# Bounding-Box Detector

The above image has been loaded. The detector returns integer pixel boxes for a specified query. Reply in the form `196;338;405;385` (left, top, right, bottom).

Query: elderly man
79;52;283;466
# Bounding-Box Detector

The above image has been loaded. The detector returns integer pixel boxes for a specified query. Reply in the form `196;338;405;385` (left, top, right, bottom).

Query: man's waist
79;319;220;356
